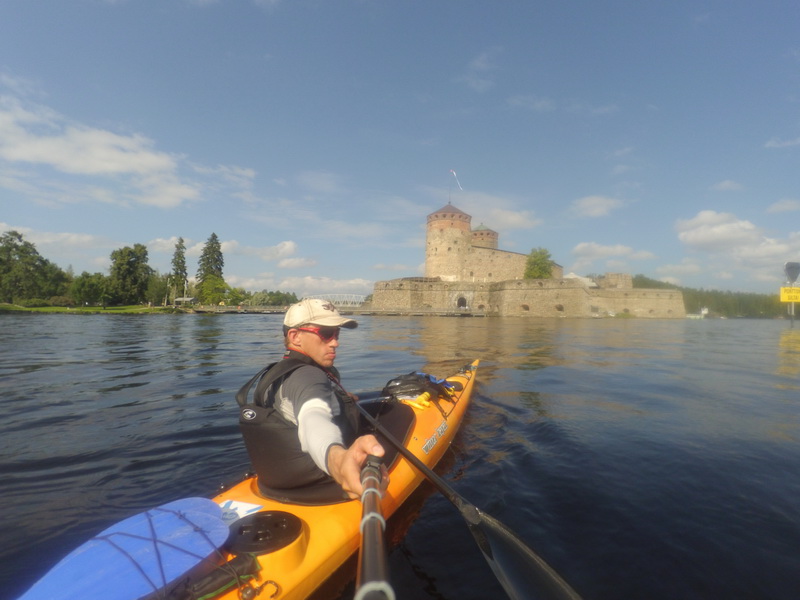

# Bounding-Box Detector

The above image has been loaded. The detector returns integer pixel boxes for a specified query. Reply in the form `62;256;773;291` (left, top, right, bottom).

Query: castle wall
462;247;528;282
370;279;493;312
586;288;686;318
370;278;686;318
596;273;633;289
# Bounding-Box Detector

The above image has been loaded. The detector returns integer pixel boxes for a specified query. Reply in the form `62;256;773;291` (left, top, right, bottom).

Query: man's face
289;325;340;368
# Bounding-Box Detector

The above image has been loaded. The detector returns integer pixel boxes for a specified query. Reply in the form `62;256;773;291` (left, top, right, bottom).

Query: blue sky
2;0;800;297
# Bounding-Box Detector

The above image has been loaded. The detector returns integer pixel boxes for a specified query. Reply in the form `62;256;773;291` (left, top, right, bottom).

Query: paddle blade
461;505;582;600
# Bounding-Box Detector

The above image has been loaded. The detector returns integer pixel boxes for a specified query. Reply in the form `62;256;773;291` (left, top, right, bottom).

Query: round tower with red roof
425;203;472;280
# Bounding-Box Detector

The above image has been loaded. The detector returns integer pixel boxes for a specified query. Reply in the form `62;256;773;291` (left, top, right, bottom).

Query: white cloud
373;263;414;271
566;102;619;116
148;236;188;253
225;272;277;292
186;241;206;257
767;198;800;213
0;96;174;176
570;241;654;272
710;180;743;191
278;257;316;269
674;210;800;283
245;240;298;261
570;195;624;217
0;89;251;210
507;94;556;112
457;48;502;92
676;210;761;251
656;259;703;276
276;275;373;297
764;137;800;148
296;170;346;195
611;164;631;175
0;223;119;272
484;206;542;230
572;241;654;260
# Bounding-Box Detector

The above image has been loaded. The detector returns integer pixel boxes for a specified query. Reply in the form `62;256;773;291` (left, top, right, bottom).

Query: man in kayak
238;298;385;503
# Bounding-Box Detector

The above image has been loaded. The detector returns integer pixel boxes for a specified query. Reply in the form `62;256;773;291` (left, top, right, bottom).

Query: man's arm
296;400;344;473
326;435;385;499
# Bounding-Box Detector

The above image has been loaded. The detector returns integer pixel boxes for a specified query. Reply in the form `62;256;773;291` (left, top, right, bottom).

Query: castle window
555;304;564;311
521;304;530;311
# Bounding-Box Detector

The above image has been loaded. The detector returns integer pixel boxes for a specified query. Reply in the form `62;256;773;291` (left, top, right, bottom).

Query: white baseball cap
283;298;358;330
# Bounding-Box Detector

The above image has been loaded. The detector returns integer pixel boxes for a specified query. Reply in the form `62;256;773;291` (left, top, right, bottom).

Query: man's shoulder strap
235;358;308;407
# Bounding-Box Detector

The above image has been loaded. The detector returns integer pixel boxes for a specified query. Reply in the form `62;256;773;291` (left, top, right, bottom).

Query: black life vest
236;351;359;504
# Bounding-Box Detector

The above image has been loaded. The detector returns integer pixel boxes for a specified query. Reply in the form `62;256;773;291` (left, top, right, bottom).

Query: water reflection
776;327;800;383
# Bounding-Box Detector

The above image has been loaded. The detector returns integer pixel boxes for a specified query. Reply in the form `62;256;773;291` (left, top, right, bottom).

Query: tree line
0;231;297;308
1;231;787;316
632;275;785;318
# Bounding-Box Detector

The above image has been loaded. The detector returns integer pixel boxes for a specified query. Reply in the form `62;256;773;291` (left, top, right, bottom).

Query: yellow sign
780;287;800;302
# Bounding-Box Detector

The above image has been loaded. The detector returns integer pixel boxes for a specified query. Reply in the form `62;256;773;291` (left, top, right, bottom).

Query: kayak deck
212;359;480;600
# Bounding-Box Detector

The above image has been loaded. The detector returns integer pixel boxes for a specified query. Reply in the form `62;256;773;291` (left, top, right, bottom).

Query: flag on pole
450;169;463;191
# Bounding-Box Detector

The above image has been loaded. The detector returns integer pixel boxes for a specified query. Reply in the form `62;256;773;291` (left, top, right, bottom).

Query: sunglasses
295;326;340;342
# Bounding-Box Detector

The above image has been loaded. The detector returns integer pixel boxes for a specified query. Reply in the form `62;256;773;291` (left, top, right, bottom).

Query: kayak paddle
355;455;394;600
357;403;582;600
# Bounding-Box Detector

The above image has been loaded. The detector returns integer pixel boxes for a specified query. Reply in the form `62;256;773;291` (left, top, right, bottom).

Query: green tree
0;230;69;303
196;233;226;303
227;287;250;306
632;274;784;318
198;273;228;304
524;247;553;279
146;272;171;306
108;244;153;304
249;290;299;306
171;237;188;301
197;233;224;280
71;272;109;306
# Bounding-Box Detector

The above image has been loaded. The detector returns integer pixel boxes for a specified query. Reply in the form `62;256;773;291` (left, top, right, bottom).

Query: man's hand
327;435;386;499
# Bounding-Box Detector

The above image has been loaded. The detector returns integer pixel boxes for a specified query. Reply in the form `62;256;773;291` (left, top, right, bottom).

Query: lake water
1;314;799;599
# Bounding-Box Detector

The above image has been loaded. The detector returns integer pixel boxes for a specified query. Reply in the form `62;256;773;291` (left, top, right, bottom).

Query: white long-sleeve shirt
274;365;344;474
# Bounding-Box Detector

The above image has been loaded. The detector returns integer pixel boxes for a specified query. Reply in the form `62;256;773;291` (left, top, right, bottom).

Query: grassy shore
0;303;187;315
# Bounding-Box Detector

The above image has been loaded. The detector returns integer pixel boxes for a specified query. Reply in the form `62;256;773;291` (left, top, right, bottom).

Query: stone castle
369;203;686;318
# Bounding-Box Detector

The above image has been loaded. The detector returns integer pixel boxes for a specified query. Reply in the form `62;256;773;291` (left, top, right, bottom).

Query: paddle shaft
355;455;394;600
357;401;582;600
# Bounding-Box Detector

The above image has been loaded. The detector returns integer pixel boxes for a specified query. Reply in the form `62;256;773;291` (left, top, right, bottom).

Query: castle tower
471;223;498;249
425;203;472;280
